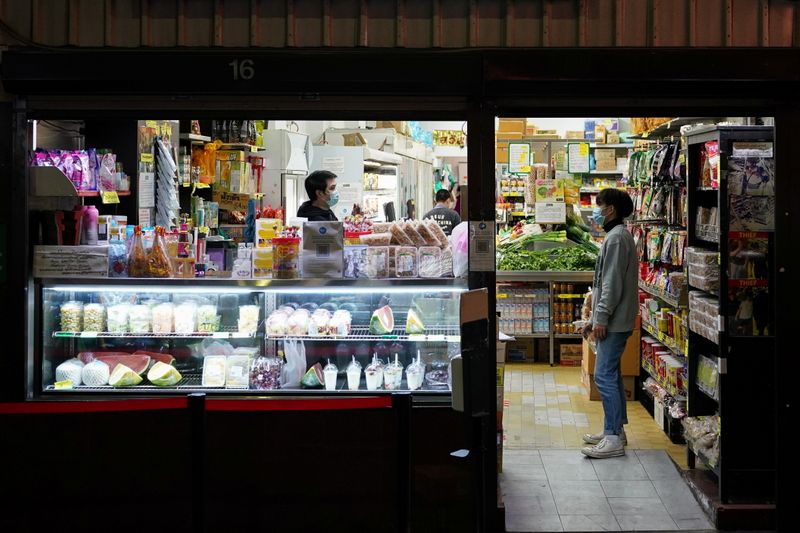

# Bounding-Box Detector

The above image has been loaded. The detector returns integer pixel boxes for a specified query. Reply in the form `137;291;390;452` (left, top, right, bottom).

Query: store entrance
495;116;776;532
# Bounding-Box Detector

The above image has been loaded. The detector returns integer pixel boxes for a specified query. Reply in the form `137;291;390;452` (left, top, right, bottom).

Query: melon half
369;306;395;335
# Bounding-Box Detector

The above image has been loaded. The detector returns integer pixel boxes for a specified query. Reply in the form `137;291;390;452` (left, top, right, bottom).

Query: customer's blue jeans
594;331;632;435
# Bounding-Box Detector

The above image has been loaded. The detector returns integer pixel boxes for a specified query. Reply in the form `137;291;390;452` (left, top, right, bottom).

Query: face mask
592;206;606;226
326;191;339;208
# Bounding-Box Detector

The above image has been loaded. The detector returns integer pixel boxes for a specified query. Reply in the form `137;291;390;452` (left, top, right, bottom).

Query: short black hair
305;170;337;200
596;188;634;218
435;189;452;203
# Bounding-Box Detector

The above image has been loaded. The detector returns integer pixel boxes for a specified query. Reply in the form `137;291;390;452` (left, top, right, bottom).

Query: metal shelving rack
496;270;593;365
684;125;775;504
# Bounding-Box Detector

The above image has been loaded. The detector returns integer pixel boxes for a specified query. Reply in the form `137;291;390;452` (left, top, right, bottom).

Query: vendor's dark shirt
423;205;461;236
297;201;338;222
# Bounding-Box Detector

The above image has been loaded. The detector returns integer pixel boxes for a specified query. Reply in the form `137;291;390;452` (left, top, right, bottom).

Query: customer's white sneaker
582;428;626;446
581;435;625;458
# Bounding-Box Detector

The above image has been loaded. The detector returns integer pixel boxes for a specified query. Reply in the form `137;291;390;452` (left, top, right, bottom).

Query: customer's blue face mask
592;206;607;226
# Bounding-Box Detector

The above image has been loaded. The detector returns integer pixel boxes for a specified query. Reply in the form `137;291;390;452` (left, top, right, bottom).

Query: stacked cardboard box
594;148;617;171
580;328;640;401
559;343;583;366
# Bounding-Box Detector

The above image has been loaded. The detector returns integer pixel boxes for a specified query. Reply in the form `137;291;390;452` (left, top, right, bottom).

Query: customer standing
423;189;461;236
581;189;638;459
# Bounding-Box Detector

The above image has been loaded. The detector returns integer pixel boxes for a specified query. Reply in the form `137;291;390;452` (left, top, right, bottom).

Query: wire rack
45;373;234;391
53;326;257;339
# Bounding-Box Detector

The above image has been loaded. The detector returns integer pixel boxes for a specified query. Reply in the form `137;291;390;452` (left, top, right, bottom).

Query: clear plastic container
366;246;390;279
174;302;198;333
250;355;282;390
688;273;719;293
238;305;260;335
359;232;392;246
406;356;425;391
344;245;369;279
346;356;362;391
202;355;227;387
152;302;175;333
129;304;152;333
686;247;718;265
197;304;219;333
323;360;339;391
439;246;454;277
688;263;720;278
83;303;105;332
107;304;130;333
394;246;418;278
365;356;384;391
383;355;404;391
418;247;442;278
60;301;83;332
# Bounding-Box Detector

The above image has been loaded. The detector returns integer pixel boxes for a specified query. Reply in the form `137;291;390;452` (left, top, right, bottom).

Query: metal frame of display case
495;271;593;365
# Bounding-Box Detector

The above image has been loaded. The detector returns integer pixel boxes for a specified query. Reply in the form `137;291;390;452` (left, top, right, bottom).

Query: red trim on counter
0;398;189;414
206;397;393;412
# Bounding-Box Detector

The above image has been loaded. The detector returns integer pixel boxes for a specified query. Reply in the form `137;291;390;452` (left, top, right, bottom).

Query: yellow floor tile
502;363;688;469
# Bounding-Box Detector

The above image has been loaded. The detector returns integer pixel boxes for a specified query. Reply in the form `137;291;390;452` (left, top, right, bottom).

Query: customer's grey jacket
591;224;639;332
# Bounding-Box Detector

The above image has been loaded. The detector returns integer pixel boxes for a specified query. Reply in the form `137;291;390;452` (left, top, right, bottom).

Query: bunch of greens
498;246;597;271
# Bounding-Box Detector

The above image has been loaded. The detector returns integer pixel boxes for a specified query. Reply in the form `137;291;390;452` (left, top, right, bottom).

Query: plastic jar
272;237;301;279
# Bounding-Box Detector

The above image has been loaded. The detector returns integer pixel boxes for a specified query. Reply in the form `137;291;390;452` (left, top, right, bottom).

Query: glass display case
37;279;466;395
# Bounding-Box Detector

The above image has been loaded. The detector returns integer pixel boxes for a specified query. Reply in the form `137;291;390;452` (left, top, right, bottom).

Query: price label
212;332;228;339
81;332;98;338
101;191;120;204
140;153;154;163
579;143;589;157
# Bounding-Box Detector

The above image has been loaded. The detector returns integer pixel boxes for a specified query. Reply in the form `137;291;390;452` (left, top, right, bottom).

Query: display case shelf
268;325;460;343
41;277;468;288
53;329;257;340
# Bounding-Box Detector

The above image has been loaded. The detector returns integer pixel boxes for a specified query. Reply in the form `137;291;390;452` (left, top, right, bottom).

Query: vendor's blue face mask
592;206;607;226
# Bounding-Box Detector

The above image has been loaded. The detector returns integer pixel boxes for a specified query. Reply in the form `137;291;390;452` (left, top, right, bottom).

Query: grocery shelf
688;441;720;477
626;219;668;225
695;236;720;245
554;334;582;339
696;187;718;192
180;133;212;143
496;271;594;282
589;143;635;148
628;117;727;140
638;280;686;307
642;362;687;401
641;321;686;356
587;170;624;175
54;328;256;339
268;325;460;343
513;334;550;338
41;277;469;289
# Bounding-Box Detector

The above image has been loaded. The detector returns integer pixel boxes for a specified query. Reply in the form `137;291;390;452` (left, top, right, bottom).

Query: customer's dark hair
596;188;634;218
435;189;452;203
305;170;337;200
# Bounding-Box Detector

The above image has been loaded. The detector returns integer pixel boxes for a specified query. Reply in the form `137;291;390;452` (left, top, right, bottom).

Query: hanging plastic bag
450;221;469;278
281;339;307;389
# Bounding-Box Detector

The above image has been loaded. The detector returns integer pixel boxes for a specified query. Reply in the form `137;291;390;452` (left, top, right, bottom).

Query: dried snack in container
197;304;219;332
402;221;427;247
107;304;131;333
359;232;392;246
83;303;105;332
425;219;450;248
129;304;152;333
418;247;442;278
394;246;418;278
238;305;260;335
147;226;173;278
439;246;453;277
344;245;369;279
60;301;83;332
108;240;128;277
371;222;392;233
389;223;414;246
414;221;440;247
128;225;149;278
250;355;283;390
366;246;390;279
152;302;175;333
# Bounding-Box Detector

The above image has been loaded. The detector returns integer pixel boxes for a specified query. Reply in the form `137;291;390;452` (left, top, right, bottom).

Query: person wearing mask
297;170;338;221
580;188;638;459
423;189;461;236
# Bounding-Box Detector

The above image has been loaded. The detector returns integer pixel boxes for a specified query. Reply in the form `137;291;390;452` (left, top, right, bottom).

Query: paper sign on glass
508;143;531;174
568;143;590;173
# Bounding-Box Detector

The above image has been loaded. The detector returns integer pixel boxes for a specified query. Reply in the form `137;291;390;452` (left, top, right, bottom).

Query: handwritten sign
34;246;109;278
568;143;590;173
101;191;120;204
212;190;250;212
138;172;155;208
535;202;567;224
508;143;531;174
433;130;466;146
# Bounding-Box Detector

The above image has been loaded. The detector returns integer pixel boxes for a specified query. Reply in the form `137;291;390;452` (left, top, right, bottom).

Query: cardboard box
497;363;506;387
595;149;616;161
596;159;618;171
498;119;526;134
525;125;537;136
566;130;586;139
594;125;607;144
607;132;620;144
376;121;407;134
497;132;524;140
497;385;505;411
497;341;507;363
581;367;636;401
559;343;583;366
506;339;534;362
581;329;641;376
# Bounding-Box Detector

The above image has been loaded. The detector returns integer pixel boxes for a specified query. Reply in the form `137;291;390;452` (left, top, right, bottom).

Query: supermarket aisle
500;364;713;532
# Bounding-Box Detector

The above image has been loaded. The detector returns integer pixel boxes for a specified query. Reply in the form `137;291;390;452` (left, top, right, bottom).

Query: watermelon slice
134;350;176;366
405;308;425;334
78;351;131;365
369;306;395;335
94;354;151;375
300;363;324;389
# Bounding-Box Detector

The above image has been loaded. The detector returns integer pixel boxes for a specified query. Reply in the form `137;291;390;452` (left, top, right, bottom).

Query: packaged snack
147;226;173;278
152;303;175;333
83;303;105;332
174;302;198;333
371;222;392;233
418;247;442;278
359;232;392;246
440;247;453;277
272;236;301;279
402;222;427;247
394;246;418;278
389;223;414;246
238;305;260;335
129;304;152;333
302;221;344;279
249;355;282;390
344;245;369;279
60;301;83;332
197;304;219;333
128;225;148;278
366;246;390;278
108;240;128;277
425;219;450;248
414;221;440;247
107;304;130;333
202;355;227;387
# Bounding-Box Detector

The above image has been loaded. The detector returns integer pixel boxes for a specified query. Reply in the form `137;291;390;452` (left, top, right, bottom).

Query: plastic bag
450;221;469;278
200;338;235;357
281;339;307;389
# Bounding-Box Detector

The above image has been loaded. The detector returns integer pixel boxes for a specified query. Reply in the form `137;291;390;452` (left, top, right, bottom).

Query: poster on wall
534;179;565;202
727;280;771;337
727;157;775;231
728;232;769;280
508;143;531;174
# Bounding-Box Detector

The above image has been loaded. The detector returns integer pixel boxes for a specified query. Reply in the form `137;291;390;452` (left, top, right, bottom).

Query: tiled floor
501;364;714;532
